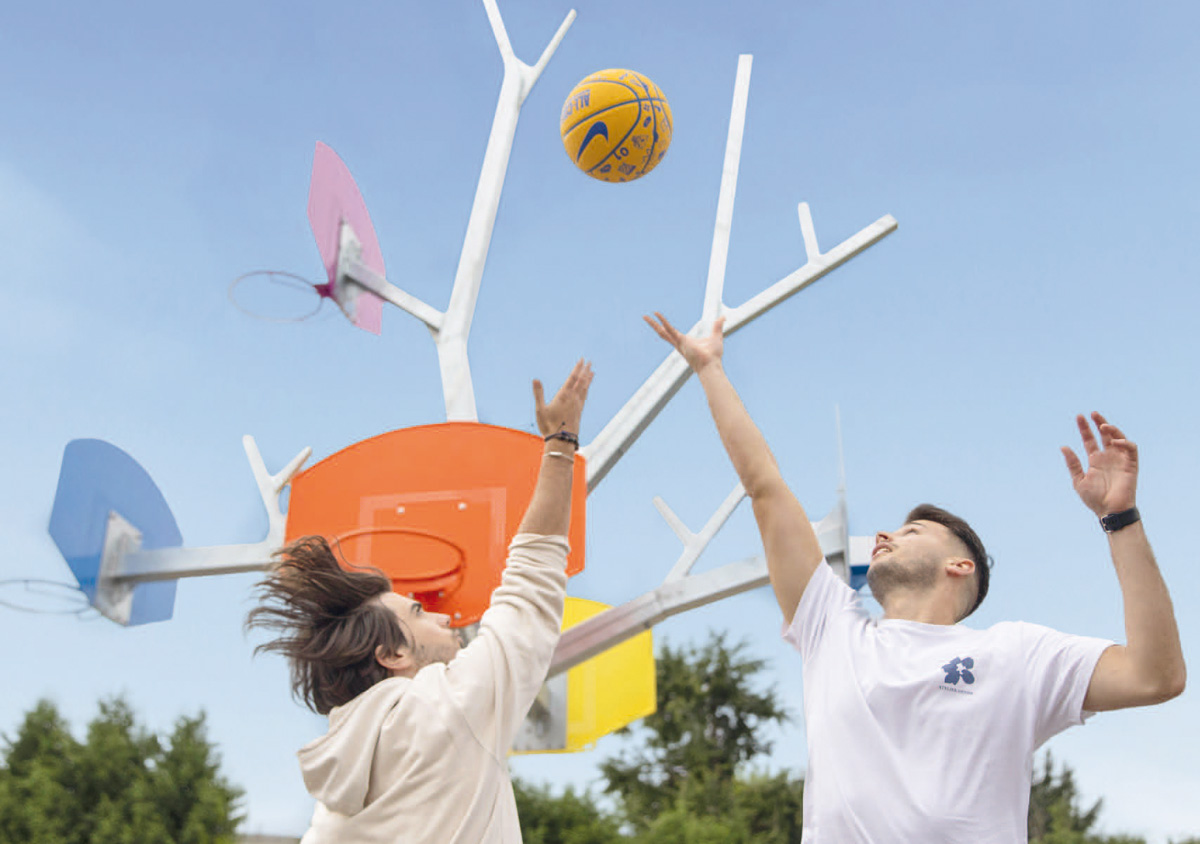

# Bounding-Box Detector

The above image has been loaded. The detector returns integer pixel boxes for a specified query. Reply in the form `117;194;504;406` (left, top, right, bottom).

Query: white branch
702;55;753;327
528;10;576;87
652;496;692;545
482;0;515;63
661;483;746;582
584;212;898;492
798;201;821;263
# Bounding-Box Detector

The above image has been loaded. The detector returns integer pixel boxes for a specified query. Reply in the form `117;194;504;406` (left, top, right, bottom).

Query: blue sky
2;0;1198;839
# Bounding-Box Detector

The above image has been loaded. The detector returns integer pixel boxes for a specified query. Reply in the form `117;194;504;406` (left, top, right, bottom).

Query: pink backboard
307;142;385;335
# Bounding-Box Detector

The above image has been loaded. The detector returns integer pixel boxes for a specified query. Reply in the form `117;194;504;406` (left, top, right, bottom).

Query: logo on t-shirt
940;657;976;693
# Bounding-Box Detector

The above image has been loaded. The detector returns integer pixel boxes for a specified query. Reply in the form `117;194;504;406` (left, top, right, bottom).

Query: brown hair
905;504;991;620
245;536;408;714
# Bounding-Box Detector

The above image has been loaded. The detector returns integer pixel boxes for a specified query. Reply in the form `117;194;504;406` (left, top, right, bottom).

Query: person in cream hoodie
248;360;594;843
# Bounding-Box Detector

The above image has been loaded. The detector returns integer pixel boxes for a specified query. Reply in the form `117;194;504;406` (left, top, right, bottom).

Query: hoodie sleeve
439;532;568;756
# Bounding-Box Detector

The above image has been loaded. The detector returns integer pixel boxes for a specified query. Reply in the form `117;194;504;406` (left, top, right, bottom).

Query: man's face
867;519;960;602
377;592;462;671
870;519;960;571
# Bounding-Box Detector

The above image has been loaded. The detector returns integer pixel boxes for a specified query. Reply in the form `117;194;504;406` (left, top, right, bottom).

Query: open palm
644;312;725;373
1061;412;1138;516
533;359;593;438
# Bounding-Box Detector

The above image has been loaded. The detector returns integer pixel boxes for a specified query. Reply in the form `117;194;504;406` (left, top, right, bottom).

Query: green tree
600;633;799;837
0;698;243;844
513;779;624;844
0;700;82;844
1028;753;1150;844
731;770;804;844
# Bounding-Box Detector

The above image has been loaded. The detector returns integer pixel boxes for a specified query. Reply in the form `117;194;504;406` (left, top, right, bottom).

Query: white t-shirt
783;563;1113;844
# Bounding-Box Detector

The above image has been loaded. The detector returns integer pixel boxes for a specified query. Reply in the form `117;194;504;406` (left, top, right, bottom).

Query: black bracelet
1100;507;1140;533
544;430;579;447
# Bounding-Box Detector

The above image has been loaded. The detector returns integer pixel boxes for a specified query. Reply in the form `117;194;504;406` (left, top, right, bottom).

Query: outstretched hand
1062;412;1138;516
644;312;726;373
533;359;593;439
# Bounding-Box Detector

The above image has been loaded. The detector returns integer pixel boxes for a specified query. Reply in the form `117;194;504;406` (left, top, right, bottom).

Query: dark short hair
905;504;990;620
246;536;408;714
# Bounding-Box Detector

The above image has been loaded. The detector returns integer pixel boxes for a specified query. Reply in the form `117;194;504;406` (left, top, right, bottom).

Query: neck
880;589;959;625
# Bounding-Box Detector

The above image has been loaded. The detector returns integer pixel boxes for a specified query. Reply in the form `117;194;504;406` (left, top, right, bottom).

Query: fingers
575;360;594;398
532;379;545;413
1076;411;1136;457
1092;411;1115;449
644;312;682;347
1095;412;1129;447
1101;424;1138;459
546;360;594;404
1061;445;1084;483
711;316;726;339
1076;413;1099;455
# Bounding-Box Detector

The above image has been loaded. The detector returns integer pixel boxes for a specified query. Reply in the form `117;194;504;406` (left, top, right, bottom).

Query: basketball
560;69;673;183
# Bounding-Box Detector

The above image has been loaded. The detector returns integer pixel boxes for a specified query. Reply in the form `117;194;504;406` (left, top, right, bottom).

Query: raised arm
443;360;593;749
646;313;823;624
1062;412;1186;711
520;359;593;535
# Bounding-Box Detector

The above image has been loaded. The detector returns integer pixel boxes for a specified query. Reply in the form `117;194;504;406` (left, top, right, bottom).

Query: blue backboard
48;439;182;625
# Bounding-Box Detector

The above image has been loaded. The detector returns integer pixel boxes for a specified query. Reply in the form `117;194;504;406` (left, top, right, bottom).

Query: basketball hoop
0;579;97;617
228;270;334;323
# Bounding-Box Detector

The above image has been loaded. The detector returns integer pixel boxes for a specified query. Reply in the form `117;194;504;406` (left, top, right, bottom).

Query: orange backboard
285;422;586;625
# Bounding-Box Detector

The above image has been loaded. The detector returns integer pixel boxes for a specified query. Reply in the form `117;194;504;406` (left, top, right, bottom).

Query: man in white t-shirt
647;314;1186;843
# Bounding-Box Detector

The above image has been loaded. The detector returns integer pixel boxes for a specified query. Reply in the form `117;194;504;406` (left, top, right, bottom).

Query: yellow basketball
560;69;673;183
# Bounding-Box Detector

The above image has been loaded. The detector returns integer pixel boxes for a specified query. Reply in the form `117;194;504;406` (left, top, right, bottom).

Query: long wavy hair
246;536;408;714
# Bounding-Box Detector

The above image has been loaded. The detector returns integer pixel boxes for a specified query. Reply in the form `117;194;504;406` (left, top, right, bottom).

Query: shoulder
980;620;1113;672
800;561;859;611
783;562;865;653
331;676;411;722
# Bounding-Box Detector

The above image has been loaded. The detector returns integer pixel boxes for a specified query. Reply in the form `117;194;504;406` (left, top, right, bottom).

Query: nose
875;530;891;545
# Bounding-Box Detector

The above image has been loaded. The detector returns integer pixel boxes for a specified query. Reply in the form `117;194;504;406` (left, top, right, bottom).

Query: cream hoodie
297;533;569;843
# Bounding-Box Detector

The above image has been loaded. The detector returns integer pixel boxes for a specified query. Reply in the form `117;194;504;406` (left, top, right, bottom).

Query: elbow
744;473;788;501
1148;662;1187;704
1163;663;1187;701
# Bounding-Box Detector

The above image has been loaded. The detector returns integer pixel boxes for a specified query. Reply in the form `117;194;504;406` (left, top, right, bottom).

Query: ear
375;644;415;676
945;557;976;580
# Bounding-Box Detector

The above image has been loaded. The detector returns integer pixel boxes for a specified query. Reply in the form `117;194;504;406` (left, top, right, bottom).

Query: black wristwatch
1100;507;1140;534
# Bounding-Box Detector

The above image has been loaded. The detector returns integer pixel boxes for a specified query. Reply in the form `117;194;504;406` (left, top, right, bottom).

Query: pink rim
228;270;332;323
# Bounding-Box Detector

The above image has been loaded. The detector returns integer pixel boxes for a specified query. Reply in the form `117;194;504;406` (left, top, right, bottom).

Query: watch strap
1100;507;1140;533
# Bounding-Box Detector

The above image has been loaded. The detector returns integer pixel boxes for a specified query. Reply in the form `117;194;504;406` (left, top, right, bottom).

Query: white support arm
652;496;693;546
582;210;898;491
116;540;285;582
702;55;752;327
661;483;746;582
527;10;576;93
338;222;444;332
550;554;769;677
333;1;575;421
436;1;576;421
112;438;311;585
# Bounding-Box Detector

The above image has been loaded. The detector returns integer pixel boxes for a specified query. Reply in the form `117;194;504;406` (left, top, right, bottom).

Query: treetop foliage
0;697;243;844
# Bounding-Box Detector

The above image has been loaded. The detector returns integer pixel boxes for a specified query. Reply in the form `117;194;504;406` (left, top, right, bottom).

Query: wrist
1100;506;1140;534
543;429;580;449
